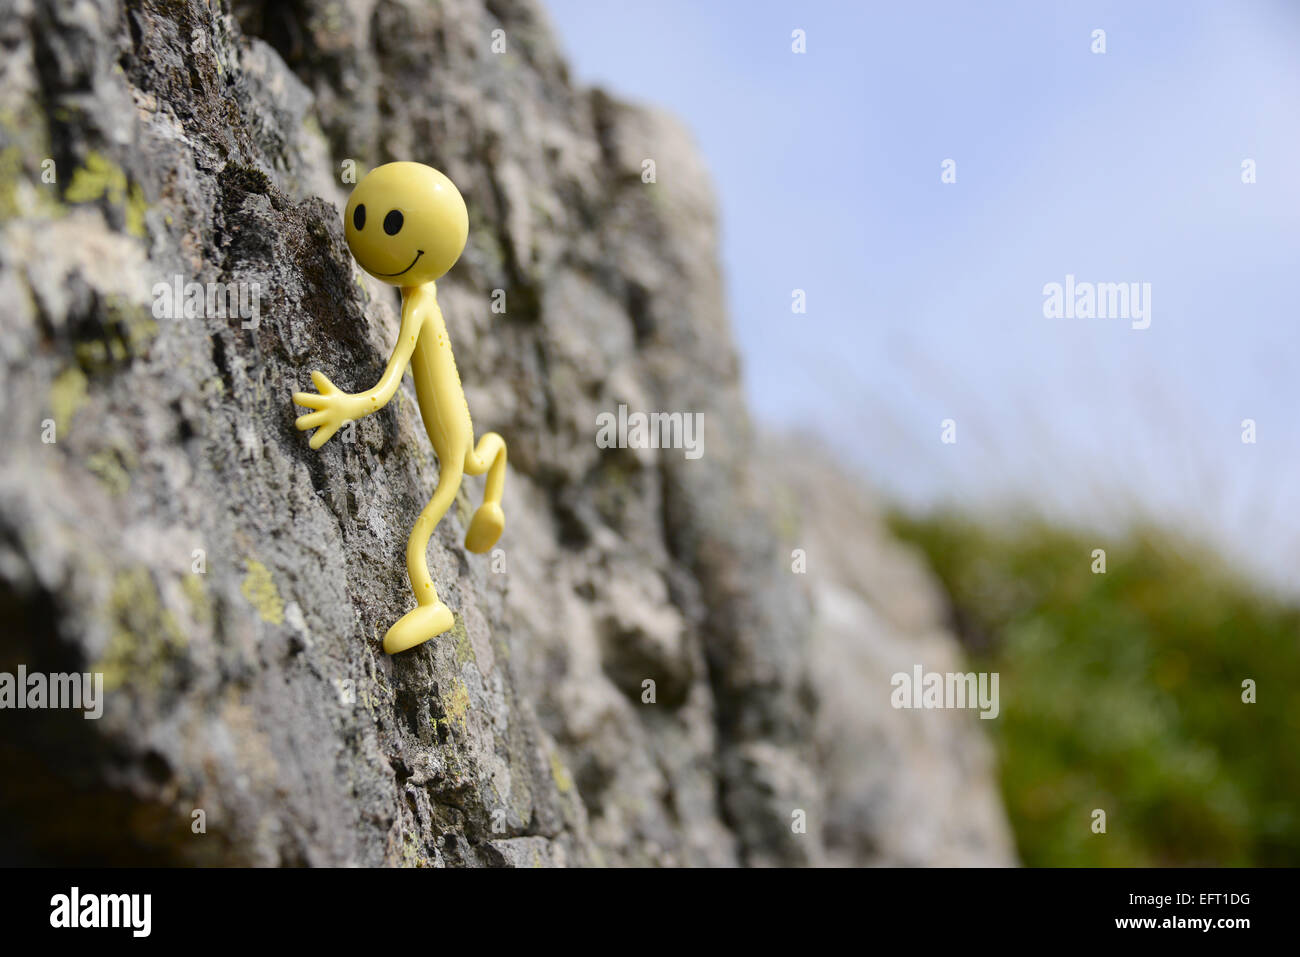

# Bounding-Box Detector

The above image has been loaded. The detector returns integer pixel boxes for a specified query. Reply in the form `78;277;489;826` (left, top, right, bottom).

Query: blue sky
544;0;1300;590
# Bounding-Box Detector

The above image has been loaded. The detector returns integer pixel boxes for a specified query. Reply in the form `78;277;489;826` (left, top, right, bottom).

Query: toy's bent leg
382;457;464;654
463;432;506;554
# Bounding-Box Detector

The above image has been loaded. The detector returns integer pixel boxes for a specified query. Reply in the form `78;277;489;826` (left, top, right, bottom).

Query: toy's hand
293;371;364;450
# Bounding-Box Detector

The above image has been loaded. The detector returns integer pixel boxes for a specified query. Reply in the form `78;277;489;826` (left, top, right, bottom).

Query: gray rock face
0;0;1012;866
760;439;1016;866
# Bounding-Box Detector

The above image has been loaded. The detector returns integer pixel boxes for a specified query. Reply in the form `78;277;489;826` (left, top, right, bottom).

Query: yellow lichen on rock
241;560;285;625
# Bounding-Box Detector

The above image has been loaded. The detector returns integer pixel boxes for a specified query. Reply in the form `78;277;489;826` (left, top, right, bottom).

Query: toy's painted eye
383;210;404;235
353;204;366;230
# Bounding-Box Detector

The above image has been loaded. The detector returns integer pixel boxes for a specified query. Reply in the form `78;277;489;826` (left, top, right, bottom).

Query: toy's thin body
293;163;505;654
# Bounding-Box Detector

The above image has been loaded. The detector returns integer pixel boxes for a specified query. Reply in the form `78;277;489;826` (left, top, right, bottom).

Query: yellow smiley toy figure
293;163;506;654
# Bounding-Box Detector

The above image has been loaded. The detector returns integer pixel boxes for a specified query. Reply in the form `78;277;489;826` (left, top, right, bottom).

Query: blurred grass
888;511;1300;866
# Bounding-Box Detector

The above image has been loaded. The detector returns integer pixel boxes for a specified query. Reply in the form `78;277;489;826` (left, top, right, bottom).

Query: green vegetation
889;512;1300;866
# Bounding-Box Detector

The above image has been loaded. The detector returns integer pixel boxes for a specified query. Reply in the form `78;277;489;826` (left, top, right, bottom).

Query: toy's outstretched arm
293;300;425;450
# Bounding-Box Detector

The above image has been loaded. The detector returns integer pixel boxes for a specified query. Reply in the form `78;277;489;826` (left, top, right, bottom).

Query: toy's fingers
310;370;337;394
296;411;329;431
293;391;328;410
309;422;340;450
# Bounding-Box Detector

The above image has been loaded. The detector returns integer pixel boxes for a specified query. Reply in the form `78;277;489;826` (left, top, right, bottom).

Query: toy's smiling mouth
372;249;424;277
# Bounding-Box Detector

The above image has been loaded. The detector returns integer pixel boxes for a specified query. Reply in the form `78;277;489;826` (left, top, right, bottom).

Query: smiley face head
343;162;468;286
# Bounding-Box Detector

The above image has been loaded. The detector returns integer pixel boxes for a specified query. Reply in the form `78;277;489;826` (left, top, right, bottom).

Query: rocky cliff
0;0;1012;866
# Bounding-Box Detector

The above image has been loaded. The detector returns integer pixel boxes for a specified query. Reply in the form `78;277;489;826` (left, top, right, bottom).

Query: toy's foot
382;601;454;654
464;503;504;554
